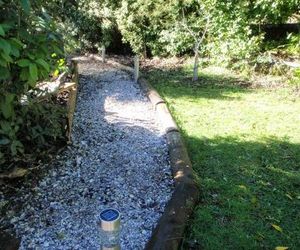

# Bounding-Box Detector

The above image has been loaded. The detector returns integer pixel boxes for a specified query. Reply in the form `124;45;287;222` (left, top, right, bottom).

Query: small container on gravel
99;208;121;250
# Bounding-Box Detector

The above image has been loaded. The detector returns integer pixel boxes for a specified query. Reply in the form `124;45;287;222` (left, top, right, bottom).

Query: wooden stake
134;55;139;83
101;46;106;63
193;42;200;81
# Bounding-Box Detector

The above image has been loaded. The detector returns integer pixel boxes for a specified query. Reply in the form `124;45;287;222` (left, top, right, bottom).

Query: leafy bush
0;0;66;171
0;97;66;170
46;0;117;53
284;33;300;55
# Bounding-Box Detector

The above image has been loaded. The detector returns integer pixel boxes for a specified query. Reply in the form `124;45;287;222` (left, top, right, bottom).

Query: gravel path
2;59;173;249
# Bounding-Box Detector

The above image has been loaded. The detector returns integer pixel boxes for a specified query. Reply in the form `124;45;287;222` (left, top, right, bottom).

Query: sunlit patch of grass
146;65;300;249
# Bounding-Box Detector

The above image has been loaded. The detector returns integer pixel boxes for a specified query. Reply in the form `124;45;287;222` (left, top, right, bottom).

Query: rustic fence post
101;46;106;63
134;55;139;83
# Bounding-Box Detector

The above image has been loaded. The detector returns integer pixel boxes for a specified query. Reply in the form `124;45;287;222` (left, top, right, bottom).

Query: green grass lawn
146;65;300;250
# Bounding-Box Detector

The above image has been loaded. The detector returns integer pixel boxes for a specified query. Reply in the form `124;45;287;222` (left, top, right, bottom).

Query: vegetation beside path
146;62;300;249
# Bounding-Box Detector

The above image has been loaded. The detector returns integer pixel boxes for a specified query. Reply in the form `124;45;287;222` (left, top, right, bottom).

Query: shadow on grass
146;67;252;101
183;134;300;249
146;62;300;248
186;135;300;185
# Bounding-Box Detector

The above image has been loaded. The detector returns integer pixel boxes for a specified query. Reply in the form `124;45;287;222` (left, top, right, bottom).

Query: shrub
0;0;66;172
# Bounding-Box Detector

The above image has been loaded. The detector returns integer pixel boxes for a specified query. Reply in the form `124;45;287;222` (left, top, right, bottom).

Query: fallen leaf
285;194;293;200
238;185;247;190
275;247;288;250
0;168;28;179
252;195;258;202
272;224;283;233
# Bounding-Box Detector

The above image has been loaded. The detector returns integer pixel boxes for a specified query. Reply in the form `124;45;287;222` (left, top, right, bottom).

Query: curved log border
95;56;200;250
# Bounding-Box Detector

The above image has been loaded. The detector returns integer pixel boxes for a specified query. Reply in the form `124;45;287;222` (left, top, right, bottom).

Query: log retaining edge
0;230;20;250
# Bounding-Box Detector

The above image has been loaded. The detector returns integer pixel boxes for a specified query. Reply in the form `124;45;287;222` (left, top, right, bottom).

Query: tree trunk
193;45;199;81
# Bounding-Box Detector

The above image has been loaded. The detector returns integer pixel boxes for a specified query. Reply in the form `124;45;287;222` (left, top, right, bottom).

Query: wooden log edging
0;230;20;250
101;57;200;250
139;79;199;250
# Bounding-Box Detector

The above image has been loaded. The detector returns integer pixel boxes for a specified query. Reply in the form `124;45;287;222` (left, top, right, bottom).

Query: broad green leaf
0;25;4;36
36;58;50;71
28;54;35;60
10;141;18;155
0;66;10;79
0;94;15;119
20;0;31;13
0;38;11;54
1;23;12;31
0;138;10;145
0;120;10;132
10;46;20;57
1;101;13;119
17;59;31;67
271;224;283;233
9;39;23;56
20;67;29;81
29;63;38;81
1;52;13;63
275;247;288;250
6;93;15;103
10;38;23;48
0;58;6;67
52;45;63;55
5;93;16;103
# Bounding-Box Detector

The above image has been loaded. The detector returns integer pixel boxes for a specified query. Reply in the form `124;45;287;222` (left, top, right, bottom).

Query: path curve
3;58;173;249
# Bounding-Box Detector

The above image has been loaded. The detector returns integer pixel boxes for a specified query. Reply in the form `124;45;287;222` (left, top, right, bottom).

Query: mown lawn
146;65;300;250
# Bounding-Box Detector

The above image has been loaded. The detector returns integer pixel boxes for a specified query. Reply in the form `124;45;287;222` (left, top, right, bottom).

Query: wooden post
193;42;199;81
134;55;139;83
101;46;106;63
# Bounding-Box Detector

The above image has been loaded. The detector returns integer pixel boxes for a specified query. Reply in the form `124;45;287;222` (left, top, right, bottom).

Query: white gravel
2;59;173;249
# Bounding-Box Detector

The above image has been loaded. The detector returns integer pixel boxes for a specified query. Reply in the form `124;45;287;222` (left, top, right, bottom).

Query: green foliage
44;0;117;53
289;68;300;88
1;0;298;170
116;0;155;56
284;33;300;55
36;0;299;62
0;97;66;169
0;0;66;171
113;0;299;62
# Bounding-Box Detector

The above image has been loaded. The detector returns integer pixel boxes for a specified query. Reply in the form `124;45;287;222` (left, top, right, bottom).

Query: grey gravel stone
1;59;173;249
